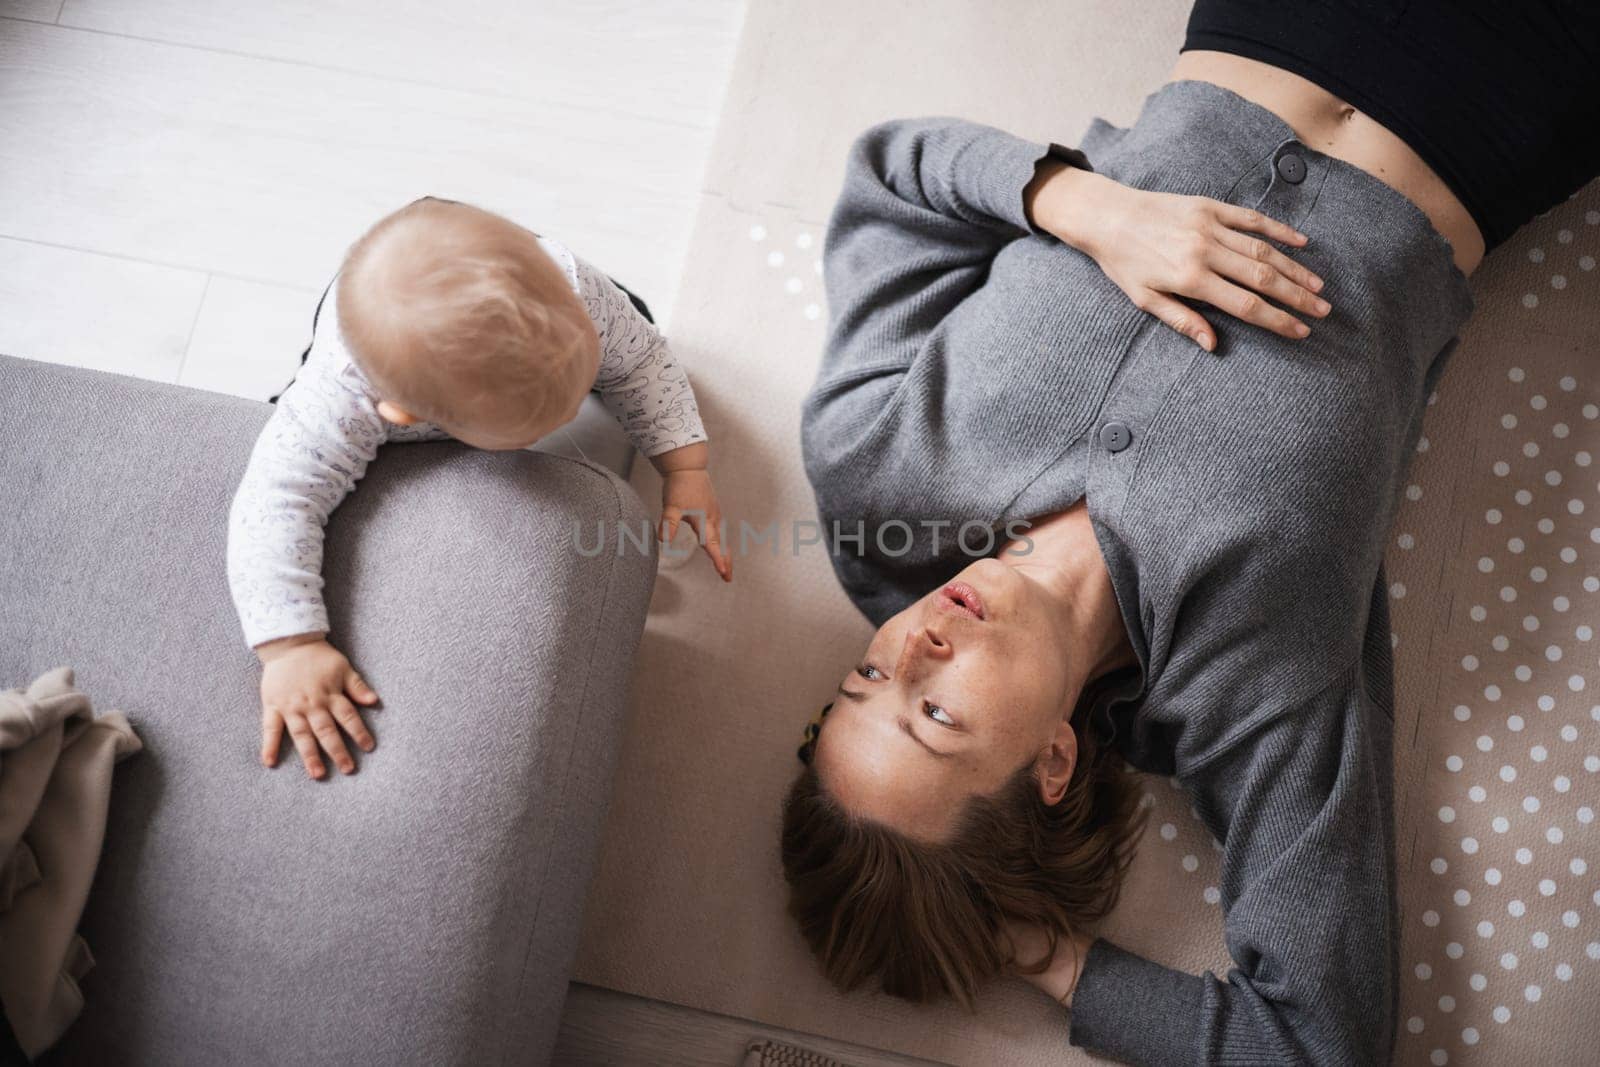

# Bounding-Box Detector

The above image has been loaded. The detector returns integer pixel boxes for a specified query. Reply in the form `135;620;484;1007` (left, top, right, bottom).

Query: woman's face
813;556;1088;843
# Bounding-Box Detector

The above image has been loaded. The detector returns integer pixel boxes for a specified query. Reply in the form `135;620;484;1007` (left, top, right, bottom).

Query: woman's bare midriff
1169;50;1485;276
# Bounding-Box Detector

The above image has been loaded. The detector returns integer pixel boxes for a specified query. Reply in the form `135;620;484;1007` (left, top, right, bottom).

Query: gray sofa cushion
533;392;637;482
0;353;657;1065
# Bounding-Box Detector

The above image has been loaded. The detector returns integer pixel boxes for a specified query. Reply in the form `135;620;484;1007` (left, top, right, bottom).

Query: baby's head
336;198;599;450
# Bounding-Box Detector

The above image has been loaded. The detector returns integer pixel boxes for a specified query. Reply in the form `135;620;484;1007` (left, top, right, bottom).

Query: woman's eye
857;663;884;680
924;702;955;727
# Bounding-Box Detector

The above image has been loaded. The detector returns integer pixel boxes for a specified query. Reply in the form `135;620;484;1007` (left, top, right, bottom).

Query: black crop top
1182;0;1600;252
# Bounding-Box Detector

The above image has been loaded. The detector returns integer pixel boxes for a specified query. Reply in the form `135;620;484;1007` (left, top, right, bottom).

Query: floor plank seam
2;14;719;135
174;272;212;384
0;234;317;296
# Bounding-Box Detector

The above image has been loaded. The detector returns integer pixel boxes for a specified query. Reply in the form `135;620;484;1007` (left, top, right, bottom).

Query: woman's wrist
1040;929;1096;1007
1010;924;1098;1008
1024;161;1122;257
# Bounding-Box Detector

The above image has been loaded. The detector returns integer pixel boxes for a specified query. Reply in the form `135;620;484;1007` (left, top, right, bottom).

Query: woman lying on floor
780;2;1599;1063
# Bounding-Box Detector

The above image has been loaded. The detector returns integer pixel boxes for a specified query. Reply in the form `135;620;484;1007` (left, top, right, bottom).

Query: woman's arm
1028;655;1398;1066
817;116;1329;387
814;117;1085;385
1028;161;1331;350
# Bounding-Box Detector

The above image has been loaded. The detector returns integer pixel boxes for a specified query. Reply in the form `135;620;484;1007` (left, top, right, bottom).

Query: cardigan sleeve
1068;640;1399;1066
816;117;1090;384
800;118;1101;625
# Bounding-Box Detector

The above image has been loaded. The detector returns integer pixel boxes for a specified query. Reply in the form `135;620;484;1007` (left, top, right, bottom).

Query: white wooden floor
0;0;745;400
1;7;907;1061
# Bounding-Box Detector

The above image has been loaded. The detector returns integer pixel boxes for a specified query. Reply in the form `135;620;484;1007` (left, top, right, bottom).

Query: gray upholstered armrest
0;354;656;1064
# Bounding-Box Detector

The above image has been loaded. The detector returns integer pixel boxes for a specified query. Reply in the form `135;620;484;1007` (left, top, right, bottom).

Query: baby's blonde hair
336;198;598;446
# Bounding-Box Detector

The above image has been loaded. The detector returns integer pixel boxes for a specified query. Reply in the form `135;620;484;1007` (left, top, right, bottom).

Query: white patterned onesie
226;233;705;648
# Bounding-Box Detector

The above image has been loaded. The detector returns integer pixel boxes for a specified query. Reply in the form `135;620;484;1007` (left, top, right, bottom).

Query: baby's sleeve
569;251;708;458
226;332;388;649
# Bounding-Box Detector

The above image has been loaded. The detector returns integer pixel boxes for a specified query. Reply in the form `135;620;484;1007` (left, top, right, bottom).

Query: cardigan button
1276;152;1307;184
1099;421;1132;453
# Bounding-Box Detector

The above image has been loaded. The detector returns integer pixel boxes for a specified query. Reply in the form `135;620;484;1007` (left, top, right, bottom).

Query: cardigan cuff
1021;140;1095;240
1047;141;1094;173
1068;937;1206;1066
943;127;1094;238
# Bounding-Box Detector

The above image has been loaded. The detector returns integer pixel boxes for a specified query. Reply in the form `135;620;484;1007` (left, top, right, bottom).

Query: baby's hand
256;634;379;779
659;468;732;582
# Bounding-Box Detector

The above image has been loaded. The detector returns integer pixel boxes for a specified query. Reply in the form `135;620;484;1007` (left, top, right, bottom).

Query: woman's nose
897;625;953;674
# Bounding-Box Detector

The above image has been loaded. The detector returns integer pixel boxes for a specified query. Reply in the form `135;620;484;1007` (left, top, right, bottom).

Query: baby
227;197;728;780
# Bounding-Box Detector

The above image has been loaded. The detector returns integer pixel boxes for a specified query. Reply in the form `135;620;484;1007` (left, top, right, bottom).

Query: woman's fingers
1135;288;1218;352
1190;271;1312;340
1206;244;1329;324
1210;232;1329;318
1215;203;1308;250
1217;225;1325;295
1111;196;1329;348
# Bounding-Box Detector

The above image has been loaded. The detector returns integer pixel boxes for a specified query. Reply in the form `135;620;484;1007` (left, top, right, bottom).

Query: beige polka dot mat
572;3;1600;1063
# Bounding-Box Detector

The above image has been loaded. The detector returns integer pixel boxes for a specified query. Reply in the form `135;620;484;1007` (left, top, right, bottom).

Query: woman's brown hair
779;681;1147;1007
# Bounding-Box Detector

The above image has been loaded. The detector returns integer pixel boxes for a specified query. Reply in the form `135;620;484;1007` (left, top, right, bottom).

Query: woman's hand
1025;161;1331;352
1006;921;1098;1008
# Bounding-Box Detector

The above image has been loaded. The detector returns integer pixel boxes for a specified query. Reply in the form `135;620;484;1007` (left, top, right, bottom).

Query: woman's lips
938;580;986;620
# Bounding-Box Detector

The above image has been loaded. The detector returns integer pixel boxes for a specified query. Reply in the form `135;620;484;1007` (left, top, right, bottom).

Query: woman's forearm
1024;161;1124;258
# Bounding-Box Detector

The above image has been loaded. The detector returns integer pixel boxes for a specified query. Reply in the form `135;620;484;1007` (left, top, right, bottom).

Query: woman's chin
952;556;1016;611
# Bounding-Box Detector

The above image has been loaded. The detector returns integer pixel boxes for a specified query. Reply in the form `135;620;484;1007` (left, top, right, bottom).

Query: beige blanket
575;3;1600;1064
0;668;141;1059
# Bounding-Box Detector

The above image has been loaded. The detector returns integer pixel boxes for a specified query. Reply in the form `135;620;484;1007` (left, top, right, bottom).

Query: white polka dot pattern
1386;191;1600;1065
748;220;826;323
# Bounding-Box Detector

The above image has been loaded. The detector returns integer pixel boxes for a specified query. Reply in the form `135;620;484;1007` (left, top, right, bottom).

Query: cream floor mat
574;3;1600;1063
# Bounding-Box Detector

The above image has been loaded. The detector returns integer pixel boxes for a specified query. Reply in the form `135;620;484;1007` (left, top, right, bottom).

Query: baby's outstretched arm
228;329;389;777
568;247;727;579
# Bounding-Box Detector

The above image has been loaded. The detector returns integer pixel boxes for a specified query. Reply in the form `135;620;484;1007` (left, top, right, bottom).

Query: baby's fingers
701;522;733;582
285;715;327;780
658;508;681;544
308;708;356;776
261;708;285;768
678;510;732;582
331;694;376;755
345;670;379;707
